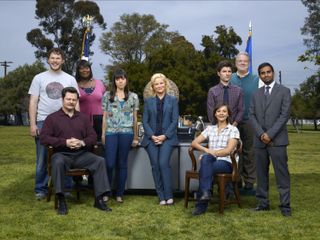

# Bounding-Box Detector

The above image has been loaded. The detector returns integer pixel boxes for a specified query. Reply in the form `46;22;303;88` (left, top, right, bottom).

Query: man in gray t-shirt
28;48;78;200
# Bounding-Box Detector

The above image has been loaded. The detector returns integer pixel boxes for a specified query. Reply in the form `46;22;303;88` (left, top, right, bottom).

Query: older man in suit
249;62;291;217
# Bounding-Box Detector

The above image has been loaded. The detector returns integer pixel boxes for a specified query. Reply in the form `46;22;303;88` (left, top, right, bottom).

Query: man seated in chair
40;87;112;215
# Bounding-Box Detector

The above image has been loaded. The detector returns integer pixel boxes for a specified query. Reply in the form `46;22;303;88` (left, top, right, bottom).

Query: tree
0;62;46;125
146;36;207;117
26;0;106;74
202;25;242;60
299;0;320;65
100;13;179;64
292;73;320;130
200;25;242;93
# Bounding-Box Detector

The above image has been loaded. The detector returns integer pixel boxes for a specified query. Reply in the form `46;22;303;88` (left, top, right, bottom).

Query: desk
126;143;200;192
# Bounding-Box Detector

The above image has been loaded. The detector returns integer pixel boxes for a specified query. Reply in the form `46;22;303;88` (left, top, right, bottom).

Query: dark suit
249;82;291;210
141;94;179;201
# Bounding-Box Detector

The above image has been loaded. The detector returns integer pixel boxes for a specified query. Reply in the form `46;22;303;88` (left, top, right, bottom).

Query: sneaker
166;199;174;205
103;196;109;202
159;200;166;206
116;196;124;203
35;193;47;201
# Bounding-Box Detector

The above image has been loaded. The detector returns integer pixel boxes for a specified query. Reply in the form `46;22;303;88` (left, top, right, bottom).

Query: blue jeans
196;154;232;210
34;121;48;194
104;133;133;197
34;121;72;195
145;141;174;201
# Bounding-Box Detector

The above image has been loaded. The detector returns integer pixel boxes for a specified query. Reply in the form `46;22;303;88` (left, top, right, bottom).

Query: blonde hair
149;73;170;96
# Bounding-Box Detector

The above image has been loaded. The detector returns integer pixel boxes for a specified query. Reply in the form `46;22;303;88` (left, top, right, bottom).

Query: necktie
223;86;229;105
265;86;270;96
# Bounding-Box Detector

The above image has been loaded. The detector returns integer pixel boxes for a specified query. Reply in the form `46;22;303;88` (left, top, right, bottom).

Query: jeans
34;121;72;195
196;154;232;210
145;141;174;201
104;133;133;197
34;121;48;195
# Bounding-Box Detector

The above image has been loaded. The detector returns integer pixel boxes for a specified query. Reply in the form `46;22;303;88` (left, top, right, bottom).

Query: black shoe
281;209;292;217
253;205;270;211
199;190;211;202
244;182;254;190
192;207;207;216
94;198;112;212
57;195;68;215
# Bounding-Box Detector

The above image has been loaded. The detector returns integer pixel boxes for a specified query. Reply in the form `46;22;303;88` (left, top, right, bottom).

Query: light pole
0;61;13;77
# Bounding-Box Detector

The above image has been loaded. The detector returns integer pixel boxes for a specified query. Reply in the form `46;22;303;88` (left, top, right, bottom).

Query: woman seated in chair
191;103;240;216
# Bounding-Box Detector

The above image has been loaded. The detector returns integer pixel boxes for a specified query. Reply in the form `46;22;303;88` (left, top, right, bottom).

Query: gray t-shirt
28;70;78;121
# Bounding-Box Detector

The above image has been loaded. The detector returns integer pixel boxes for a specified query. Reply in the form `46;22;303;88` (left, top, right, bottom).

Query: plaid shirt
207;83;244;124
201;124;240;163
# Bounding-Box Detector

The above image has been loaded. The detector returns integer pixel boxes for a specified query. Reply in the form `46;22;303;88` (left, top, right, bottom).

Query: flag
81;28;91;61
245;21;252;73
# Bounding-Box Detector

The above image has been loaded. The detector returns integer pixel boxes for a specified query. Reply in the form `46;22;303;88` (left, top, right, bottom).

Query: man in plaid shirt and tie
207;60;244;126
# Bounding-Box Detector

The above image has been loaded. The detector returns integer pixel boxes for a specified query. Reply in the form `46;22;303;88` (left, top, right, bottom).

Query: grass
0;126;319;240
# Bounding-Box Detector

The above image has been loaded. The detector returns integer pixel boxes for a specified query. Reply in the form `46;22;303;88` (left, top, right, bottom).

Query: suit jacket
141;94;179;147
249;82;291;148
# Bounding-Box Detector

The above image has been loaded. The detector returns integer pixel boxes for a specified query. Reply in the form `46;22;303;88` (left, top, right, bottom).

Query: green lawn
0;126;319;240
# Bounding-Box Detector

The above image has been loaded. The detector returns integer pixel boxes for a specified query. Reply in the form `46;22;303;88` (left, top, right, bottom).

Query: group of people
192;52;291;217
28;48;179;215
28;48;291;217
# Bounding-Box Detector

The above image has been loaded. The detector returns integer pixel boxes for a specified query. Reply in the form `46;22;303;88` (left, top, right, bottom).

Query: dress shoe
192;207;207;216
57;196;68;215
199;190;211;202
281;209;292;217
244;182;254;190
94;198;112;212
253;205;270;211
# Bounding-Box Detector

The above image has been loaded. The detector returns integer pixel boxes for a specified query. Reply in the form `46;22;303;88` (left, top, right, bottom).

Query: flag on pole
81;28;91;61
245;21;252;73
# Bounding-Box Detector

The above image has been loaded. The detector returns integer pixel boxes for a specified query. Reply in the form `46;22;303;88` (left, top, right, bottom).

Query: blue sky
0;0;317;93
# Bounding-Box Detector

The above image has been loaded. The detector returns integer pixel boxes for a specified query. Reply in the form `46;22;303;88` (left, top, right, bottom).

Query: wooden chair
184;141;242;214
46;145;97;209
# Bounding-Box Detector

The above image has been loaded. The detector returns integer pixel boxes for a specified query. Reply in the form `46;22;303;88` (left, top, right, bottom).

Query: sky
0;0;317;93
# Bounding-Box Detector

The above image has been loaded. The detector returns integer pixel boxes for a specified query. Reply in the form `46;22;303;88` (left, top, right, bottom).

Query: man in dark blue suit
249;62;291;217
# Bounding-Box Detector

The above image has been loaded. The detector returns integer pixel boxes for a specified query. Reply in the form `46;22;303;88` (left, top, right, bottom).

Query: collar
218;82;230;88
264;81;276;93
58;108;80;118
236;71;249;78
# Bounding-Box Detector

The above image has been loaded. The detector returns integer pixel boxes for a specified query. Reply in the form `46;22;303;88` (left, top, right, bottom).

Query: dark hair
47;48;65;60
213;103;232;124
109;69;129;102
75;60;93;82
217;60;233;72
62;87;79;99
258;62;274;75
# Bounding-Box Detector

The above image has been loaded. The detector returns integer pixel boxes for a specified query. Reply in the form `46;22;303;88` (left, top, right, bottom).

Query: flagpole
245;21;253;73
